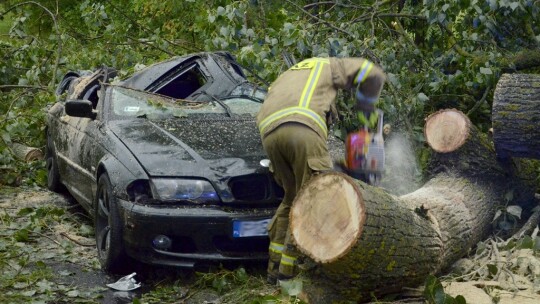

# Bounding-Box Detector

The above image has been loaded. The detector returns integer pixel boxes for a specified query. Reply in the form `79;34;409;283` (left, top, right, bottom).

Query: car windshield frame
104;84;262;121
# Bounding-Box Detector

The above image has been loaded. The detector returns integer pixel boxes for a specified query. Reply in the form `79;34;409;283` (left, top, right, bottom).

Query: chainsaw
339;109;385;185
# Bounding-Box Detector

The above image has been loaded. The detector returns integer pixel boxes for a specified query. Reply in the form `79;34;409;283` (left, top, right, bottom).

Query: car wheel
46;134;63;192
95;173;127;273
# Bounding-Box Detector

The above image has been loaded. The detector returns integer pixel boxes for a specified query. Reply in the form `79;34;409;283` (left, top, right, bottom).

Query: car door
58;71;106;210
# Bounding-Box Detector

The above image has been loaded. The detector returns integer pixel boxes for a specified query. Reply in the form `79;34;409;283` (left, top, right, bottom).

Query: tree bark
10;143;43;162
291;109;537;303
492;73;540;159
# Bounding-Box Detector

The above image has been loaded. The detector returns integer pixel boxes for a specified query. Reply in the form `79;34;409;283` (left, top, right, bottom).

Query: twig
303;1;362;10
3;1;63;89
107;2;201;53
0;85;49;91
285;0;354;37
466;86;491;116
31;231;62;246
60;232;95;247
503;198;540;246
1;91;30;128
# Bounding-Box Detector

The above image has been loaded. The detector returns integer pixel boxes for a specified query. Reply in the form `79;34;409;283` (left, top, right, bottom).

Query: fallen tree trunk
492;73;540;159
291;109;537;303
10;143;43;162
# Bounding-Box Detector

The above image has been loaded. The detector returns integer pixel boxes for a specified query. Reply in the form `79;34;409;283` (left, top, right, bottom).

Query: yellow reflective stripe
290;60;316;70
280;254;297;266
299;61;325;108
355;60;374;84
258;106;328;137
269;242;284;254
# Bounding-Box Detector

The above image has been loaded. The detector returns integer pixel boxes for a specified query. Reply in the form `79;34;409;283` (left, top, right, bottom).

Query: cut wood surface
492;73;540;159
425;109;470;153
291;109;538;303
290;173;365;263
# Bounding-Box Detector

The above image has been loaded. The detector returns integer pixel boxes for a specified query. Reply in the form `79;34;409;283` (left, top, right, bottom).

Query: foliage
1;0;539;185
424;275;467;304
0;0;537;178
140;266;304;304
0;189;102;303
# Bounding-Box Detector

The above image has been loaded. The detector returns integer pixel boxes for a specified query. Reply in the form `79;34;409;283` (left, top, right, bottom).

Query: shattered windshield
109;86;261;119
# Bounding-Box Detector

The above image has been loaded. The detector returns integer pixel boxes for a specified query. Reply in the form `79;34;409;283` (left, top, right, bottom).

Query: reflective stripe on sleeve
355;60;374;84
269;242;284;254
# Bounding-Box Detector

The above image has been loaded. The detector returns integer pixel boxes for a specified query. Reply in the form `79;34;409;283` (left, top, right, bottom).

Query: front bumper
117;198;276;267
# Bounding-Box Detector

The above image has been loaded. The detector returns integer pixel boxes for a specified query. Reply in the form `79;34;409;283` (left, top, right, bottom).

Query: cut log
10;143;43;162
492;73;540;159
291;109;538;303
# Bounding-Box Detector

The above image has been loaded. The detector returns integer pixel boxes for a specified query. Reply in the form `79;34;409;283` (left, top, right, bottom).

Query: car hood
108;118;269;180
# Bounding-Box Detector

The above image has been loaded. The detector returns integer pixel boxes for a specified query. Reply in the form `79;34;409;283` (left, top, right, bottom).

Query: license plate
232;218;271;238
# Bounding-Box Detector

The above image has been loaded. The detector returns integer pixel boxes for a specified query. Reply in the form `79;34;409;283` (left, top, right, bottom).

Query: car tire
46;133;63;192
95;173;128;273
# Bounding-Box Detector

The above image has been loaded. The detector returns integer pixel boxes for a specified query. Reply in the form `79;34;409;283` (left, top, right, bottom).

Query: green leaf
14;228;30;242
417;93;429;102
423;275;444;303
79;224;93;237
487;264;498;277
492;210;502;222
1;131;12;144
479;67;492;75
216;6;226;16
220;26;230;37
279;278;303;297
506;205;522;219
235;267;248;282
22;290;37;297
212;277;228;293
35;260;46;268
534;236;540;251
455;295;467;304
58;270;73;276
509;2;519;10
518;235;534;249
17;207;35;216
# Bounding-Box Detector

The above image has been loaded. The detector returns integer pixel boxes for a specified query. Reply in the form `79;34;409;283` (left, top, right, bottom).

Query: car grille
228;174;283;202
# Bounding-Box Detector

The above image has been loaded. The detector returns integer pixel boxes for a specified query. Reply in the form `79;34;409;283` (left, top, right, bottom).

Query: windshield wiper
198;91;233;117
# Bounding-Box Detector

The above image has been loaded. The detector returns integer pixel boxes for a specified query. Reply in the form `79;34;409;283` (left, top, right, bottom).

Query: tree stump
492;73;540;159
291;109;537;303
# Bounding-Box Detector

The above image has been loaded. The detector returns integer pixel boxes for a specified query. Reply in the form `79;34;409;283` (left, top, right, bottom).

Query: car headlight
150;178;219;203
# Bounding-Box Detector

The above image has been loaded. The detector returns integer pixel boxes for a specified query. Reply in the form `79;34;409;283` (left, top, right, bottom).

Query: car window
152;63;207;99
110;86;261;119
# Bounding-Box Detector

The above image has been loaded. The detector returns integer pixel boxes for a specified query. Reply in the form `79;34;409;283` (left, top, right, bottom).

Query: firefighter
257;57;386;283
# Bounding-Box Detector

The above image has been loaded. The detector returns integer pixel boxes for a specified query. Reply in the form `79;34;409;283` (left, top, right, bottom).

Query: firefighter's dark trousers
261;122;333;279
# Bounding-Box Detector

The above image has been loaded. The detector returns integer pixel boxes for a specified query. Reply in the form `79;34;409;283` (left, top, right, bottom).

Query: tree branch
285;0;354;37
107;2;201;53
2;1;63;89
466;86;491;116
0;85;49;91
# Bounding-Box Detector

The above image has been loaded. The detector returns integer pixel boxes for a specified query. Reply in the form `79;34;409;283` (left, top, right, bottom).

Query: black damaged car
46;52;283;272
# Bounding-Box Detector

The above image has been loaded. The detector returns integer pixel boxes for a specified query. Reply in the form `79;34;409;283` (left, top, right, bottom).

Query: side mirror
65;100;96;119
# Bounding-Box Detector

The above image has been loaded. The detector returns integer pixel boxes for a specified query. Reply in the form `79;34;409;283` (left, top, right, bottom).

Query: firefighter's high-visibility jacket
257;57;385;140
